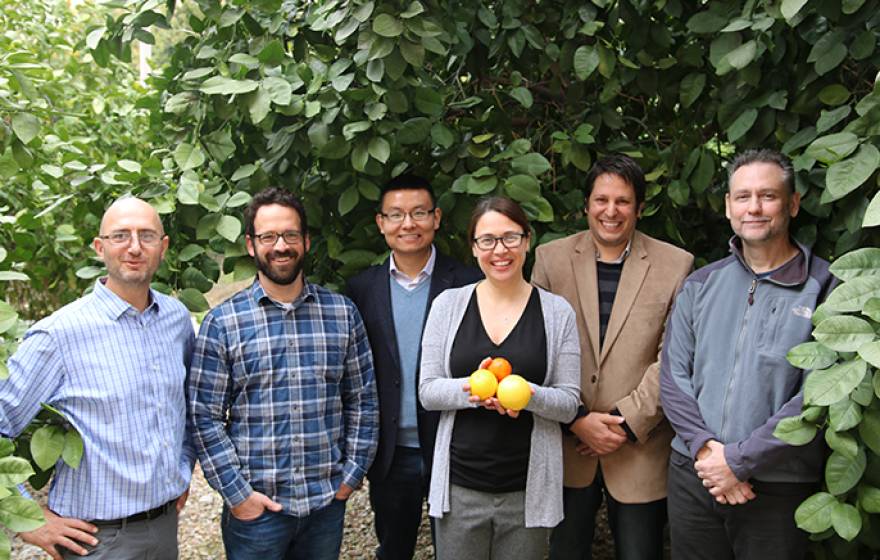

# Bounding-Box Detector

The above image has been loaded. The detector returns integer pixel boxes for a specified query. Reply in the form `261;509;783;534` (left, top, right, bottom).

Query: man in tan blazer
532;154;693;560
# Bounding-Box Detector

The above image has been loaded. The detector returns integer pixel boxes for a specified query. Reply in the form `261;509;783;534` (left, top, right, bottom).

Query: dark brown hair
244;187;308;237
467;196;531;242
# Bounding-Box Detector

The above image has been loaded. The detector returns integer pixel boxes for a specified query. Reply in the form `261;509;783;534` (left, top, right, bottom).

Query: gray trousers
62;505;178;560
435;484;550;560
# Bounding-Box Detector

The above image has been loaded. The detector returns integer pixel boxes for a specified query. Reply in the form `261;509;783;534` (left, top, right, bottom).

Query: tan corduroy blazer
531;230;693;503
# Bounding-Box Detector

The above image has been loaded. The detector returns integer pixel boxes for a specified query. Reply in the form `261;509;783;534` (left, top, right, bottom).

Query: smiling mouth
491;259;513;267
600;220;623;230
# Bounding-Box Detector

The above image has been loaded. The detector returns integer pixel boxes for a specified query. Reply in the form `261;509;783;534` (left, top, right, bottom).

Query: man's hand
695;440;755;504
19;506;97;560
176;489;190;513
570;412;627;456
335;482;357;501
230;491;283;521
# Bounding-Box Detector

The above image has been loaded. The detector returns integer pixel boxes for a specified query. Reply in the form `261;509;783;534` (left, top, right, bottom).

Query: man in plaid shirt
188;187;378;560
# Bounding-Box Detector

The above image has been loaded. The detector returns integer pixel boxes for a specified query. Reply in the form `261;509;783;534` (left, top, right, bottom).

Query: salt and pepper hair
728;149;795;194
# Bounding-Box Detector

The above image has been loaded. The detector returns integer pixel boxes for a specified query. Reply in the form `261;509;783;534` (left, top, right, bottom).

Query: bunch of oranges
468;357;531;411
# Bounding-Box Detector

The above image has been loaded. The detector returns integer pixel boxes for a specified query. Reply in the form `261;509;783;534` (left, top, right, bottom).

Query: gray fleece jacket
418;283;581;528
660;237;835;483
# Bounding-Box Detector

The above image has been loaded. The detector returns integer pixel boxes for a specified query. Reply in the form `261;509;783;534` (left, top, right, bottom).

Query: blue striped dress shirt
0;279;196;520
188;280;378;517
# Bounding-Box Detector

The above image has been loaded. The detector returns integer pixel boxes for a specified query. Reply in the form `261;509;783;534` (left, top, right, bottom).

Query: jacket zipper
721;277;758;441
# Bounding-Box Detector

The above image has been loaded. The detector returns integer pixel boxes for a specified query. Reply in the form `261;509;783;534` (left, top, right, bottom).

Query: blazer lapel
428;254;455;305
600;231;650;364
376;260;402;371
572;233;601;362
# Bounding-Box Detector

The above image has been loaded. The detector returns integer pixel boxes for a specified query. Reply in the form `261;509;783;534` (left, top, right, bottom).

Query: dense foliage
1;0;880;556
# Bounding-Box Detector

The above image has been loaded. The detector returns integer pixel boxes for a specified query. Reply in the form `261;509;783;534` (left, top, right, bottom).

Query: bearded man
187;187;378;560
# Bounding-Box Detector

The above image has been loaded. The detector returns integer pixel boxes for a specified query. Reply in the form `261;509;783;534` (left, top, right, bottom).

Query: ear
789;191;801;218
159;234;169;261
375;213;384;234
305;234;312;252
637;201;645;218
246;235;255;258
432;207;442;231
724;193;732;220
93;237;105;260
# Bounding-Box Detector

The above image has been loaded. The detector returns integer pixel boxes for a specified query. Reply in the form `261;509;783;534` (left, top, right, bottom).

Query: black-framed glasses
98;230;164;247
379;208;436;223
251;230;304;246
473;232;527;251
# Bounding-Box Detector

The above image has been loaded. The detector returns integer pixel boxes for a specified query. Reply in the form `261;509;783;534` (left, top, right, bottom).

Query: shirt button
591;375;598;383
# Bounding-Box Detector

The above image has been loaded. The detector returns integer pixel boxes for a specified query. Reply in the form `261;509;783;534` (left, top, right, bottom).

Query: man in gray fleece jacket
660;149;835;559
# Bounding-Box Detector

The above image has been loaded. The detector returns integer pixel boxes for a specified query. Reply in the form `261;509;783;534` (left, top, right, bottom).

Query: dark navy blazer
346;251;481;483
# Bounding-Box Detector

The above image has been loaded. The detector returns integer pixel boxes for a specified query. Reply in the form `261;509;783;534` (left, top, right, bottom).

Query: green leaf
509;87;533;109
804;360;868;406
248;85;272;124
368;137;390;163
0;496;45;532
216;216;241;243
414;87;444;116
817;106;852;134
178;288;210;312
262;77;292;106
351;142;369;172
373;13;403;37
686;11;728;33
338;186;359;216
504;174;540;203
203;128;236;162
573;45;600;81
199;76;259;95
62;429;83;469
787;342;839;370
860;409;880;454
0;301;18;334
829;398;862;431
819;85;850;106
830;248;880;281
865;298;880;322
795;492;836;532
258;39;286;65
806;132;859;164
511;153;552;176
865;191;880;228
860;341;880;369
0;457;34;487
723;40;757;70
30;425;64;471
814;317;875;352
815;44;848;76
431;123;454;149
232;164;257;182
229;53;259;68
173;143;205;171
773;415;818;445
366;59;384;82
178;244;205;262
859;485;880;513
11;113;40;145
831;502;861;541
825;144;880;202
782;127;818;156
781;0;809;19
343;120;372;139
825;448;866;495
400;40;425;67
825;429;859;459
679;73;706;108
398;117;431;144
825;277;880;313
726;109;758;142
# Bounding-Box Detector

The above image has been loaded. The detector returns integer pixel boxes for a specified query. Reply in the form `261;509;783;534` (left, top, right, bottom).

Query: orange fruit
486;357;512;382
469;369;498;400
496;374;531;411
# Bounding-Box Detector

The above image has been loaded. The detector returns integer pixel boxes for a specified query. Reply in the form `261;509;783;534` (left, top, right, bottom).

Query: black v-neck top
448;288;548;493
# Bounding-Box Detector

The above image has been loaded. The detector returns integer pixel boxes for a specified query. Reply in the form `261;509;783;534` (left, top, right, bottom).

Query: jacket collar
728;236;810;287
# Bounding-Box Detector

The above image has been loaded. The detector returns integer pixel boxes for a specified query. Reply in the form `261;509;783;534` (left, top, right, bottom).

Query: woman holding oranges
419;196;581;560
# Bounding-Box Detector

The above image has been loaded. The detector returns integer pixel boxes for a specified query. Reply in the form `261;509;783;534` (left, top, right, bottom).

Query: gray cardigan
418;283;581;528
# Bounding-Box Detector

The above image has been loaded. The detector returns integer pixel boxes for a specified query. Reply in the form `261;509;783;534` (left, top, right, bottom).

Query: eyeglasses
379;208;436;223
251;230;304;246
98;230;164;247
473;232;527;251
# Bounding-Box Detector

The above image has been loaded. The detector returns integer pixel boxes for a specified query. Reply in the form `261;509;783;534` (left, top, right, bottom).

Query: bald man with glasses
0;197;195;560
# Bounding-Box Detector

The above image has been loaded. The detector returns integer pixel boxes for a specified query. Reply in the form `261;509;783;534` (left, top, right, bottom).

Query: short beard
253;248;306;286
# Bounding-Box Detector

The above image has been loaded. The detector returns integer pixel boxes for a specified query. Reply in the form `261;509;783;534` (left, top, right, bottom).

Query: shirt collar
728;235;809;287
251;277;317;307
595;238;632;265
389;245;436;284
93;278;159;321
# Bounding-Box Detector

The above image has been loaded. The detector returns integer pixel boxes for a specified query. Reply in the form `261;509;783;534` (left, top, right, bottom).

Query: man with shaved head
0;197;195;559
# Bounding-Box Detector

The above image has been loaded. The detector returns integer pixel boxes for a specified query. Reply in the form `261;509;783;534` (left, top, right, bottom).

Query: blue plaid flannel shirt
188;280;378;516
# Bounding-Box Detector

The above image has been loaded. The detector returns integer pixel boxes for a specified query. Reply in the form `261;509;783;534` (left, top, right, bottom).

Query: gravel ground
8;465;621;559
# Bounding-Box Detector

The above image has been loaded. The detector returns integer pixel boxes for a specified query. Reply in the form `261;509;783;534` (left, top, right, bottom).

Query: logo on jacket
791;305;813;319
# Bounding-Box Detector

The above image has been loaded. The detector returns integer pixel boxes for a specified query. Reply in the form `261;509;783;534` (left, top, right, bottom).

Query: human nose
126;233;143;252
746;194;761;213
